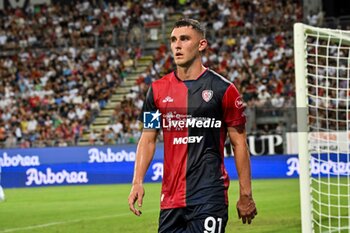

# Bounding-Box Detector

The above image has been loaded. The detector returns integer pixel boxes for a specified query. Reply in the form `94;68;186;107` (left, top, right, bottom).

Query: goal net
294;23;350;233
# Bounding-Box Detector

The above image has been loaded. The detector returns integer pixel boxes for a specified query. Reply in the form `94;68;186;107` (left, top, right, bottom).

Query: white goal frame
294;22;313;233
294;22;350;233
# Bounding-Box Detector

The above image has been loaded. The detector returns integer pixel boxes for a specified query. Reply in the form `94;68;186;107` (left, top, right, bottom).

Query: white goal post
294;23;350;233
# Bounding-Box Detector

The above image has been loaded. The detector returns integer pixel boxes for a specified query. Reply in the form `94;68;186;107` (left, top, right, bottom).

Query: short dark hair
173;18;206;38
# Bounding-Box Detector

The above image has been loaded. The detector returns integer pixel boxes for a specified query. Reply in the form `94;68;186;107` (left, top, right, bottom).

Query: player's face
170;26;207;68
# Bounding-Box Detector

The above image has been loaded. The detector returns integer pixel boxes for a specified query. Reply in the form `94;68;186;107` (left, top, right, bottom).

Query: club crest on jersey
235;96;243;108
202;90;213;102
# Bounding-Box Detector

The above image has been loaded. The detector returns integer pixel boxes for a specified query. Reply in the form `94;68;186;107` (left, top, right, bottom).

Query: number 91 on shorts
204;216;223;233
158;203;228;233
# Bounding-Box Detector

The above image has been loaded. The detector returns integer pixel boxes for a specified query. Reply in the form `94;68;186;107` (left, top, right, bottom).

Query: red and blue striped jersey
139;68;246;209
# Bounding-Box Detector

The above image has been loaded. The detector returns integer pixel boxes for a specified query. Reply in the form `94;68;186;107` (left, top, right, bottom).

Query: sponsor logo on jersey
173;136;203;144
143;110;161;129
162;96;174;103
202;90;213;102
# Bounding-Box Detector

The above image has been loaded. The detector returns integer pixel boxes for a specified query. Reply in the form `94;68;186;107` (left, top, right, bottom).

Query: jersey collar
173;67;209;82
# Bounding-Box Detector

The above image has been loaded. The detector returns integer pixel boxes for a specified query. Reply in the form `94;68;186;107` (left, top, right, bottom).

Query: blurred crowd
126;0;302;136
0;0;171;50
0;0;306;148
0;45;141;148
0;0;169;148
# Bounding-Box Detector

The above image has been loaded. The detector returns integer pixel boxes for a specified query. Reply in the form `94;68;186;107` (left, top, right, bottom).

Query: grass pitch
0;179;301;233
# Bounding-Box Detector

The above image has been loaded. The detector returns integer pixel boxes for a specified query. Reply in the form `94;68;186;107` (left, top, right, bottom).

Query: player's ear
198;39;208;52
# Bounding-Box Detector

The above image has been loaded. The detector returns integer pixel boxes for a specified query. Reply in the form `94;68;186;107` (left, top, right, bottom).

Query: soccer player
128;18;257;232
0;165;5;201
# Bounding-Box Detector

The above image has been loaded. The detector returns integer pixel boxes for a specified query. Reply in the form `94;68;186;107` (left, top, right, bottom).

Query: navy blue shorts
158;203;228;233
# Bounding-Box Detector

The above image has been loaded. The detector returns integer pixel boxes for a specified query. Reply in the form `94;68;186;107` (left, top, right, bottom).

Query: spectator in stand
271;93;285;108
257;88;271;107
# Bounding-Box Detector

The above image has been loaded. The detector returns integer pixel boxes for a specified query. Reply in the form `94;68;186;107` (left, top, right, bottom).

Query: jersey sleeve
222;84;246;127
138;85;158;123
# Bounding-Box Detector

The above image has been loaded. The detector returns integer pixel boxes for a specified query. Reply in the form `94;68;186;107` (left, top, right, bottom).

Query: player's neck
176;62;206;81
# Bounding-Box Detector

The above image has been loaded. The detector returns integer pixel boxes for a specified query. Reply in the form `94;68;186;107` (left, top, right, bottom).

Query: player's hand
236;194;257;224
128;183;144;216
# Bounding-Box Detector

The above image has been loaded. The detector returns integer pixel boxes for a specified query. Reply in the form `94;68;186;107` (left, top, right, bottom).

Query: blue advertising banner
0;145;163;188
1;144;348;188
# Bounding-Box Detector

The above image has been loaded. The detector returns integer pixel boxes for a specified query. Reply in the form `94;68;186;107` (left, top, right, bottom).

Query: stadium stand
0;0;345;148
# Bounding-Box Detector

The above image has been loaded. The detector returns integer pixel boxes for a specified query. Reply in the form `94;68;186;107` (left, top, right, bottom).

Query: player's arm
228;125;257;224
128;129;158;216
